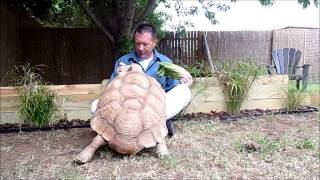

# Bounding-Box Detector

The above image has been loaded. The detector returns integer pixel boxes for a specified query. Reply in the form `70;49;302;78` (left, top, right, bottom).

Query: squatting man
77;23;193;163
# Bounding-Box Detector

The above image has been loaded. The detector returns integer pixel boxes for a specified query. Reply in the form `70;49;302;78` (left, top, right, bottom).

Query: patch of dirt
0;112;319;179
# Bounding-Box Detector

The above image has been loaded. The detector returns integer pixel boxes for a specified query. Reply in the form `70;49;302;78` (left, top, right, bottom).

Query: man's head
134;23;157;60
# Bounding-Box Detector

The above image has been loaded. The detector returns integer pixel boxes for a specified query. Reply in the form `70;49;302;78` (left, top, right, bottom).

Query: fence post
203;33;214;73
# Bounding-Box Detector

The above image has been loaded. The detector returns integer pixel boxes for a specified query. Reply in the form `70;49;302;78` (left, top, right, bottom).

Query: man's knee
165;84;192;119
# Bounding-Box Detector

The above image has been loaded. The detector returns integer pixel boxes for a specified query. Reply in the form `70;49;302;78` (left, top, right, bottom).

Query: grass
306;83;320;92
296;138;316;150
53;166;85;180
160;154;178;168
12;154;36;179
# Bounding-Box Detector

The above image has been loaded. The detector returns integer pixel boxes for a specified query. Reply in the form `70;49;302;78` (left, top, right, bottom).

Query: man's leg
91;99;99;114
165;84;192;137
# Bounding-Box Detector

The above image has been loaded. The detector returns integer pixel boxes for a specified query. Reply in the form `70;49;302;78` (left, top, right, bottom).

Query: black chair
266;48;310;90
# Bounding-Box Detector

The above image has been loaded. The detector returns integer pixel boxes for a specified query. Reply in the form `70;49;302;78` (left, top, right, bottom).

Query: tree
10;0;319;59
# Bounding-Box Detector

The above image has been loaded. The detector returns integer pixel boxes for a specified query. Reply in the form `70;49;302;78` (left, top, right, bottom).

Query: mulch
0;106;318;134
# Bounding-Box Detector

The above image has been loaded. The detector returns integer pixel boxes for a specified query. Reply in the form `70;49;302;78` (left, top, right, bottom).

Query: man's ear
152;39;157;47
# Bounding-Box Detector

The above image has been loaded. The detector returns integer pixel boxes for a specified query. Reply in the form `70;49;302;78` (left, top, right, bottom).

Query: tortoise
75;63;168;163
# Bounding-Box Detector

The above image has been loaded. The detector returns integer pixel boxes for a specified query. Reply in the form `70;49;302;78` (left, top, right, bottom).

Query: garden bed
1;75;319;124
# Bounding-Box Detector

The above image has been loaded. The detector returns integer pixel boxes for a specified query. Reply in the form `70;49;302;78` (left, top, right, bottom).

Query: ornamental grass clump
213;60;261;115
286;81;304;111
10;62;60;127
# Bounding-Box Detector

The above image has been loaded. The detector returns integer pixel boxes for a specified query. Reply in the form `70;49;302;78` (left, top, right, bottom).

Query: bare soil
1;112;319;179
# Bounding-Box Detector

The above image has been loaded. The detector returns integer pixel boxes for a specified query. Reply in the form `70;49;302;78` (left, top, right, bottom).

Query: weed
14;154;36;179
160;154;178;168
236;133;280;155
99;146;116;160
296;138;315;150
53;166;85;180
15;163;34;178
0;144;14;152
111;165;121;180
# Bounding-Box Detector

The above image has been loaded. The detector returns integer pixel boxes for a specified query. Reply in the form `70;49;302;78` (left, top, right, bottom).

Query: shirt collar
130;50;164;62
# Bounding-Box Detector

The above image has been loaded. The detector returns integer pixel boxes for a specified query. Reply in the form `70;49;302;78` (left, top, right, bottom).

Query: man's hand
116;62;130;74
179;72;193;87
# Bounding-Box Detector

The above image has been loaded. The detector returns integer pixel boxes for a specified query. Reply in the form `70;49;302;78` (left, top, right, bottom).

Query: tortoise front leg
156;140;169;156
75;134;106;164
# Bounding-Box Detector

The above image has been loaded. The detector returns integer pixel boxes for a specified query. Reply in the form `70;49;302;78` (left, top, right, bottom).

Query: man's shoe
166;119;176;138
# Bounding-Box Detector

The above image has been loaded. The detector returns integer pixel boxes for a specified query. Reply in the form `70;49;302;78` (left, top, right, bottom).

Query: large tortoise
75;63;168;163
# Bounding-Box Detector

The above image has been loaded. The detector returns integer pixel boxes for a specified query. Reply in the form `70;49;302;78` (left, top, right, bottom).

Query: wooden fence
159;29;319;82
3;28;115;85
158;31;205;65
1;27;319;85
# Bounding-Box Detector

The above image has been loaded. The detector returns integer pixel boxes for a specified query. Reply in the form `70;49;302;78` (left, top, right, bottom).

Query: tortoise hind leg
156;140;169;156
75;135;106;164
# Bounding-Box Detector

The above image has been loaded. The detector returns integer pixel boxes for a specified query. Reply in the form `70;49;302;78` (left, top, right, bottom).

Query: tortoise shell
90;64;167;155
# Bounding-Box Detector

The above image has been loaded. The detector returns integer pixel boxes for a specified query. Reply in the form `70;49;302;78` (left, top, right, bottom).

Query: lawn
307;83;320;92
0;112;319;179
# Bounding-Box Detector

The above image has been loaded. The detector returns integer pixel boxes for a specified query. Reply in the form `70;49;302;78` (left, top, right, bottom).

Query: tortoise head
118;63;143;77
129;63;143;72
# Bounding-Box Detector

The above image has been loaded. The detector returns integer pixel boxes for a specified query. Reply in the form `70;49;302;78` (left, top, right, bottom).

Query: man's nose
137;44;144;50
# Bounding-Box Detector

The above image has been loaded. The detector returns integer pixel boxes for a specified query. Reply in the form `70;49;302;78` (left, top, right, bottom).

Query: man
92;23;193;137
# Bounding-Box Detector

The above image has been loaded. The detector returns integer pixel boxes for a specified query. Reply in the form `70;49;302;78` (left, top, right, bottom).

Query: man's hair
134;23;157;39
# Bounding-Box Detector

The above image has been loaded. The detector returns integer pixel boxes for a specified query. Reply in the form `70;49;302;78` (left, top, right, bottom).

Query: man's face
134;32;156;60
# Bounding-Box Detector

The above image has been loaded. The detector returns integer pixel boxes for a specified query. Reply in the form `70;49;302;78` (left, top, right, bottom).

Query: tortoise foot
157;140;169;156
74;146;96;164
74;135;106;164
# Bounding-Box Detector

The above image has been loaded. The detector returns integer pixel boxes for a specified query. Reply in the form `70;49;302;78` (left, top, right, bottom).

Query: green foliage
18;86;59;127
160;154;178;168
118;37;135;56
181;62;213;78
213;60;261;115
286;82;304;111
10;63;60;127
306;83;320;92
119;10;169;55
45;0;91;27
296;138;316;150
258;0;318;8
236;133;280;155
53;166;85;180
146;11;169;41
157;62;189;79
